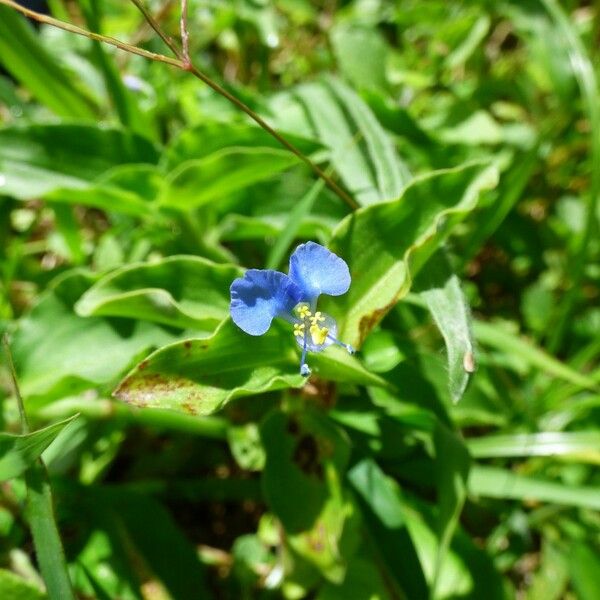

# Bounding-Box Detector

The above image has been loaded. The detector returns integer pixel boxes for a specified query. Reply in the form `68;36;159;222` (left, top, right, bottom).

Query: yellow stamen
297;304;312;319
310;324;329;346
293;323;305;337
310;311;325;325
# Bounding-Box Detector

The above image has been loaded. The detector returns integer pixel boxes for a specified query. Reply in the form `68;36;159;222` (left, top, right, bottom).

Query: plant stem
129;0;358;210
0;0;181;66
2;334;75;600
1;0;358;209
2;333;29;433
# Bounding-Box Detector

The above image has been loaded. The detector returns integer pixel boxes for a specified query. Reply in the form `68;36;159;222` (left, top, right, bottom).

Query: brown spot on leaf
138;360;149;371
293;434;323;480
287;417;300;436
181;401;198;415
183;340;192;349
358;297;400;347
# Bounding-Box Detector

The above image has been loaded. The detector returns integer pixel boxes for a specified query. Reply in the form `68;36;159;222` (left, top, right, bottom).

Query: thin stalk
35;397;228;440
0;0;358;209
128;0;358;210
2;333;29;433
0;0;182;66
2;334;75;600
180;0;190;64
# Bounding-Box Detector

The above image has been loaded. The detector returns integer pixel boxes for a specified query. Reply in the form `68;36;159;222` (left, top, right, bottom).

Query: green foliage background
0;0;599;598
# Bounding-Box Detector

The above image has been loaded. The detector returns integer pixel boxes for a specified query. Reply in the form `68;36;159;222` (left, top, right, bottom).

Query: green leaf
261;409;350;533
468;465;600;510
76;256;242;330
158;147;299;211
0;569;47;600
0;7;95;119
347;459;428;599
288;78;410;206
328;162;498;348
431;424;471;598
467;431;600;463
114;320;303;416
43;186;152;218
416;251;475;402
569;543;600;600
0;123;159;199
317;556;393;600
13;271;175;402
261;409;359;582
0;415;78;481
113;318;389;416
350;459;507;599
162;121;321;169
330;24;389;92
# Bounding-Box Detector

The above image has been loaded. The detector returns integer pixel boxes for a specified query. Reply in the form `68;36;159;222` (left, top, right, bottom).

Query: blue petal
230;269;303;336
288;242;351;302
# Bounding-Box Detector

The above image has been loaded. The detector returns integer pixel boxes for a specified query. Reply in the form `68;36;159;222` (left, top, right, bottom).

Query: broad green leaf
0;569;47;600
0;124;159;199
0;7;95;119
317;557;393;600
527;540;568;600
162;121;321;170
348;459;428;599
569;543;600;600
277;78;410;206
261;409;350;533
158;148;299;211
101;489;210;599
114;319;389;416
43;186;151;217
416;251;475;403
350;459;505;600
330;24;389;91
468;465;600;510
62;485;209;599
76;256;242;330
13;271;174;402
328;162;499;348
114;320;303;415
0;415;78;481
261;409;359;582
467;431;600;463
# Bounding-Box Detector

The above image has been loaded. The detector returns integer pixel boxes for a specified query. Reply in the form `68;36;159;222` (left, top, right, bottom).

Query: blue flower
230;242;354;376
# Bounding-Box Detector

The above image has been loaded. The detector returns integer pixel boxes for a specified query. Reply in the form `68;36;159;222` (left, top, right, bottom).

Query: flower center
293;304;336;351
292;303;355;377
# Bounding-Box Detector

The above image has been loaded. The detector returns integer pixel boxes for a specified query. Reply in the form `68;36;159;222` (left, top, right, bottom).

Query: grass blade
469;465;600;510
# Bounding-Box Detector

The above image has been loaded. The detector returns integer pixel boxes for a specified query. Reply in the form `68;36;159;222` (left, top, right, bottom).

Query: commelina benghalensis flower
230;242;354;376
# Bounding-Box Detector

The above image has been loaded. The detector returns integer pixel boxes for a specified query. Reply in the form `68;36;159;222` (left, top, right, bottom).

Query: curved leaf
159;148;299;211
76;256;242;330
328;162;498;348
114;319;389;416
0;123;159;199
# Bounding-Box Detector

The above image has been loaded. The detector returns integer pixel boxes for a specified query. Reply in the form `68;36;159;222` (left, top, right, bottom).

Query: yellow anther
310;311;325;325
310;324;329;346
293;323;305;337
297;304;312;319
